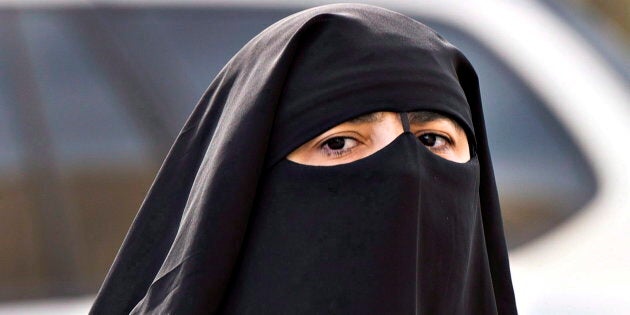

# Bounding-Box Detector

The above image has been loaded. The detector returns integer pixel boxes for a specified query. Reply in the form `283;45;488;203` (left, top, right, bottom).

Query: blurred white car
0;0;628;314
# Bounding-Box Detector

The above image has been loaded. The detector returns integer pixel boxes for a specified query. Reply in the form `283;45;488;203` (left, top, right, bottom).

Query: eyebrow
348;112;384;124
407;111;464;132
345;111;464;133
407;111;445;123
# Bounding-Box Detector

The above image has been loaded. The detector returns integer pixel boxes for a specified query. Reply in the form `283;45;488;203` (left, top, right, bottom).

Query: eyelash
319;132;452;159
319;137;358;157
417;132;452;152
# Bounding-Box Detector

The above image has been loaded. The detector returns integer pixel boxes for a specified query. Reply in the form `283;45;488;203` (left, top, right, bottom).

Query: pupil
327;137;345;150
419;134;436;146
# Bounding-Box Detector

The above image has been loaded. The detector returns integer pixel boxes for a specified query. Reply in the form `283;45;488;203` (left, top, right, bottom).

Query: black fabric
91;4;516;314
220;134;493;314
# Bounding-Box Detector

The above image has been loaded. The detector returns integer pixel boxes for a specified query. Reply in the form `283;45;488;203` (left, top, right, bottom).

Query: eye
417;133;450;151
320;136;359;157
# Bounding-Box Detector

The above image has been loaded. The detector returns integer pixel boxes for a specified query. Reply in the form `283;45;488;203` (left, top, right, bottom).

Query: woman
91;4;517;314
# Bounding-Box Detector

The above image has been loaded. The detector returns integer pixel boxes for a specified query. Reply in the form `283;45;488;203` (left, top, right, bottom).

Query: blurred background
0;0;628;313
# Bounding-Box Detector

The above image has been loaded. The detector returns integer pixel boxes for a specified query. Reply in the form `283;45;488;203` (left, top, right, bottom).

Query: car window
102;8;294;128
19;11;153;167
0;12;25;174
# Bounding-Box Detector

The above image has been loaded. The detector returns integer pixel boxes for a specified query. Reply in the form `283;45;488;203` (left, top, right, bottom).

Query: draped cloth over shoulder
90;4;517;314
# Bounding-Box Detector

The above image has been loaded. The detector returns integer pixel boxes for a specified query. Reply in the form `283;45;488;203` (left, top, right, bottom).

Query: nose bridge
378;111;413;146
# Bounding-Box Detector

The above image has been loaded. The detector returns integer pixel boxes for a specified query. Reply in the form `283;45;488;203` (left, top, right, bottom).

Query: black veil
91;4;516;314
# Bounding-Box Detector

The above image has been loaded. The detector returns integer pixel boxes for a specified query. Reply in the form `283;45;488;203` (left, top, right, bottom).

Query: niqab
91;4;517;314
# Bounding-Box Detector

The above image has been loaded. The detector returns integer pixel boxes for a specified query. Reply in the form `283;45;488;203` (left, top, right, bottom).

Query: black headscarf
91;4;516;314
